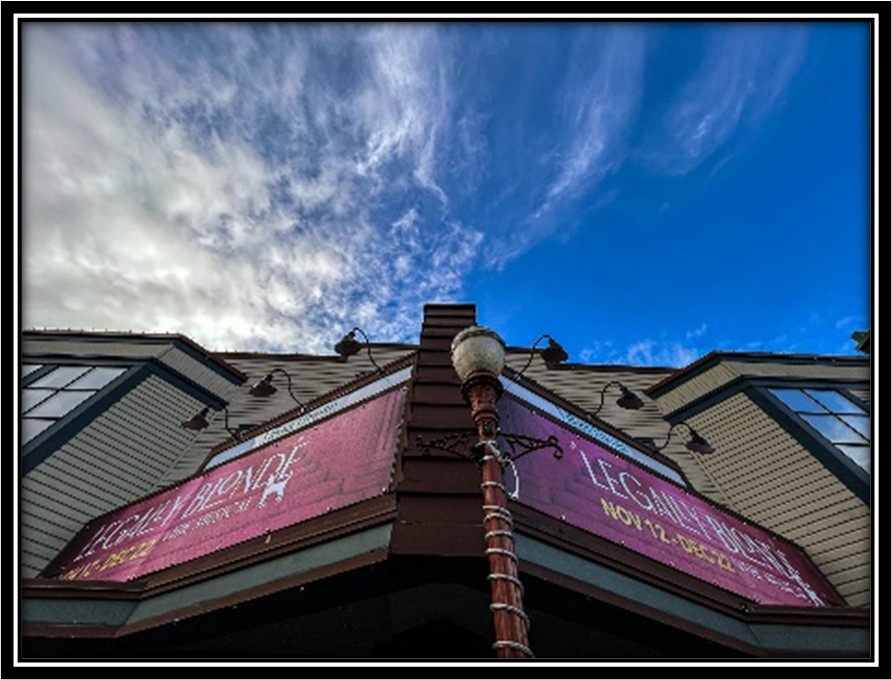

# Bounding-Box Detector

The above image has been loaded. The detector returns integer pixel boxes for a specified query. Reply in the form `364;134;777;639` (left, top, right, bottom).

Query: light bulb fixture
590;381;645;416
181;407;210;431
333;326;382;372
249;368;306;408
180;406;254;441
517;334;569;376
223;407;254;441
654;421;714;455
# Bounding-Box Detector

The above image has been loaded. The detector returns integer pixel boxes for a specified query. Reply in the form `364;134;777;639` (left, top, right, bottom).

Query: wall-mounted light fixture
589;381;644;417
181;407;210;431
249;368;306;409
181;406;254;441
334;327;382;372
517;334;569;376
654;421;714;455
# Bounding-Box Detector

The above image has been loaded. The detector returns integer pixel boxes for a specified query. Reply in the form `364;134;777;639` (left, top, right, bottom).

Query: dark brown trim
22;622;120;640
423;302;476;314
743;603;870;627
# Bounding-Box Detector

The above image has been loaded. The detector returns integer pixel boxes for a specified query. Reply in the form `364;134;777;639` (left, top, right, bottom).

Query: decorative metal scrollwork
415;430;563;466
414;430;477;460
500;432;563;462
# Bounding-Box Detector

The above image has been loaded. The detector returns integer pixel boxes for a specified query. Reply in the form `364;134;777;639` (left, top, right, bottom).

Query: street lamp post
451;326;532;659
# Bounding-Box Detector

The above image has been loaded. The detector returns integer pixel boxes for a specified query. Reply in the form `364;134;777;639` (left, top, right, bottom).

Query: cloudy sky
19;20;872;364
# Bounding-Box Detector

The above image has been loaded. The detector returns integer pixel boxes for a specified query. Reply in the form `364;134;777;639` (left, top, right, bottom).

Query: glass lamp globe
450;326;507;382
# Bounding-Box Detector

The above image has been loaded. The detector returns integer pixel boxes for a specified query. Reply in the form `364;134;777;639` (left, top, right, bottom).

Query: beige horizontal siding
727;360;870;382
650;363;739;416
678;392;870;607
157;346;243;396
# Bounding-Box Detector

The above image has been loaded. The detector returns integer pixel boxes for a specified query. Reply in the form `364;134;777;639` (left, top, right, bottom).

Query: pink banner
500;395;844;607
49;388;406;582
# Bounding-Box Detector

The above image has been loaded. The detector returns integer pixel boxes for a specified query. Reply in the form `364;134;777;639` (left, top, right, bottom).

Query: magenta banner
49;388;406;582
499;395;843;607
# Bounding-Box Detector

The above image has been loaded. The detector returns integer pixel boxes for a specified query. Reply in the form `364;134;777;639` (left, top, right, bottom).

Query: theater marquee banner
47;387;406;583
499;394;844;607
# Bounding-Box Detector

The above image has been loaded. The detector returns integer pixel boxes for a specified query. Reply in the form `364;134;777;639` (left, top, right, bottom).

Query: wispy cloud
544;29;645;204
625;339;701;368
578;339;619;364
834;315;862;330
638;25;806;175
580;337;700;368
491;27;646;266
685;323;708;340
23;24;479;351
487;24;807;267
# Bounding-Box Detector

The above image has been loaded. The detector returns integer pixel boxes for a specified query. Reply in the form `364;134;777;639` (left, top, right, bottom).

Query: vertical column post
464;373;532;659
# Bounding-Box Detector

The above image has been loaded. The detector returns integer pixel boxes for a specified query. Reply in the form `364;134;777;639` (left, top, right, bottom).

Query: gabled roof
646;350;870;397
22;328;248;382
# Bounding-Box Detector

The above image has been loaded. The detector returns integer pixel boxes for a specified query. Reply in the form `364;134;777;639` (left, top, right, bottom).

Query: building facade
19;304;872;659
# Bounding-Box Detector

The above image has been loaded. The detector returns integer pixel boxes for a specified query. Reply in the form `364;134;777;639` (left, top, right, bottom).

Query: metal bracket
500;432;563;463
416;431;563;465
415;430;478;460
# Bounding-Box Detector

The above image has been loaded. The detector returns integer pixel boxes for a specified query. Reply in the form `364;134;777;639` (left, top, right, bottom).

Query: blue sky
20;20;873;365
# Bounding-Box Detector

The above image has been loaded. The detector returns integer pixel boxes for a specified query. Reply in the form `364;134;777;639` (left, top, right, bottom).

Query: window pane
805;390;866;415
22;364;43;378
802;414;867;444
29;366;91;389
22;418;54;443
836;445;871;474
771;388;826;413
22;388;54;413
26;390;94;418
67;366;126;390
840;415;871;440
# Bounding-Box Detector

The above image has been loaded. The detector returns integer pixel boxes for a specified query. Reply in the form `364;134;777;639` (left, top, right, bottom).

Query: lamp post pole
452;327;533;659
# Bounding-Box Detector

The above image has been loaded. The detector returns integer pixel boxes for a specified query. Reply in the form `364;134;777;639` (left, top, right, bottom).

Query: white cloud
22;24;480;352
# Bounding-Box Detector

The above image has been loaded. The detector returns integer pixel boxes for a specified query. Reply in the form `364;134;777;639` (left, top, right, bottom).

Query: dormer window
769;388;870;474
